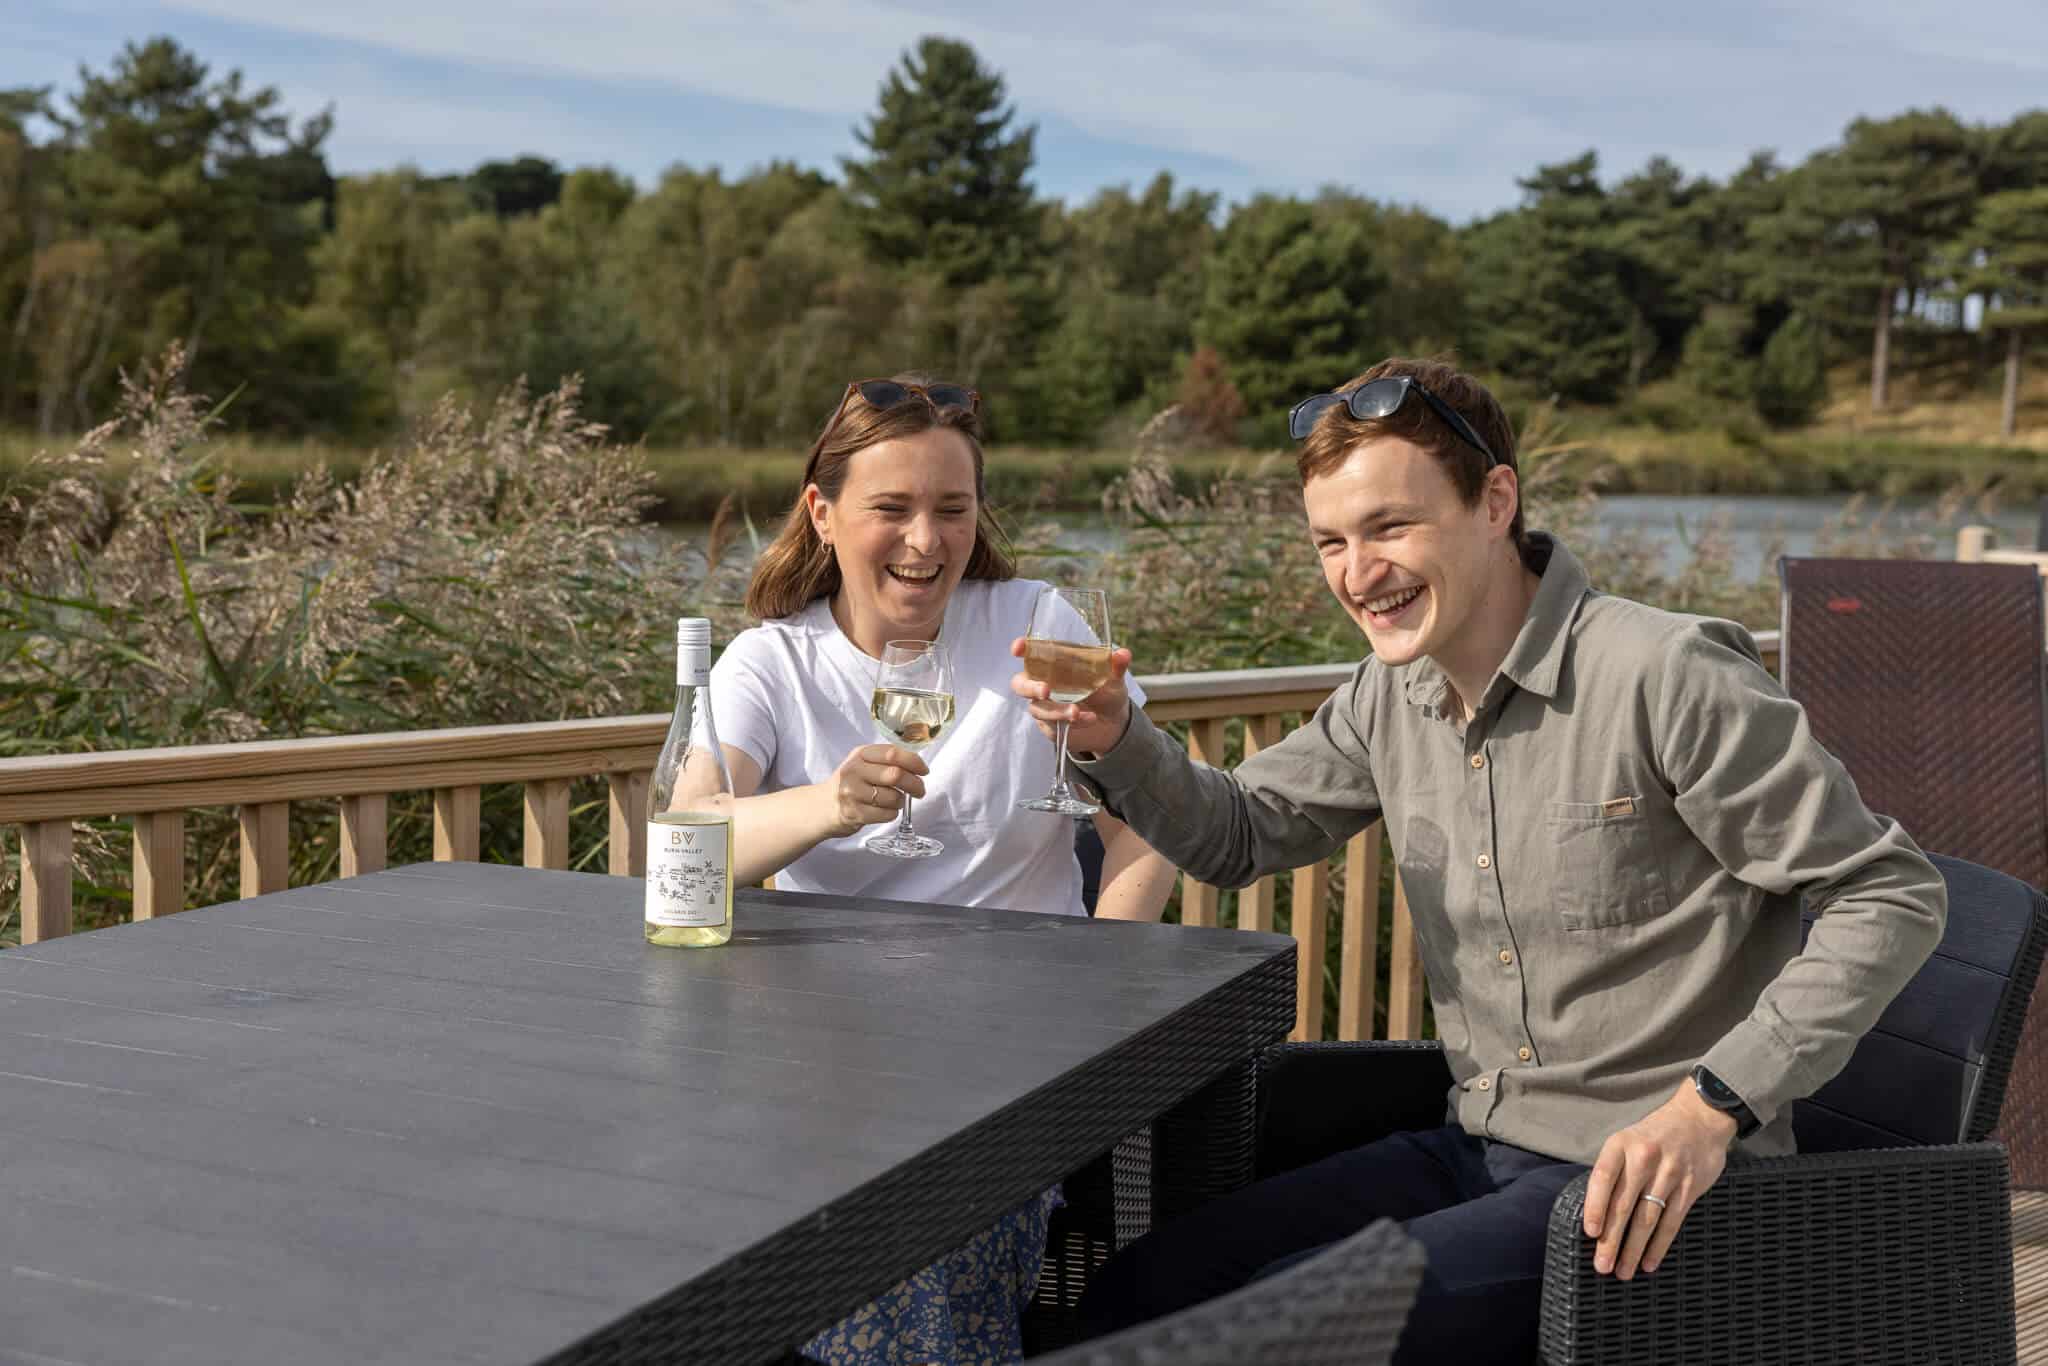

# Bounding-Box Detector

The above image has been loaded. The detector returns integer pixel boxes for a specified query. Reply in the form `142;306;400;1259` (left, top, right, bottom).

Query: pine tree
840;37;1040;287
1196;195;1389;421
1951;188;2048;438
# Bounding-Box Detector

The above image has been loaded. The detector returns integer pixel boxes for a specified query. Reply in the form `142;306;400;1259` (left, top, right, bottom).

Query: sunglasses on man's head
1287;376;1499;469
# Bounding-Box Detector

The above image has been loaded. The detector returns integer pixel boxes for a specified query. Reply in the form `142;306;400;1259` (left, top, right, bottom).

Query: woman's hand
821;743;929;837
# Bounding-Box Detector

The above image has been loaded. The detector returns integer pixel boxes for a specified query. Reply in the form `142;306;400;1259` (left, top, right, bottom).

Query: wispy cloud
7;0;2045;219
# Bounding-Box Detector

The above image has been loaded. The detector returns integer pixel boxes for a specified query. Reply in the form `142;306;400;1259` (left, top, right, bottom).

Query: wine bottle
645;618;736;948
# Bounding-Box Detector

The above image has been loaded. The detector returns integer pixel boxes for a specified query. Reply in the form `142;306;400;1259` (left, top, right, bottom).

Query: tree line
3;35;2047;447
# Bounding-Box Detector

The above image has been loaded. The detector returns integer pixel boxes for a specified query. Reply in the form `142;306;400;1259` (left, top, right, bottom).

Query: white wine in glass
866;640;952;858
1019;586;1112;816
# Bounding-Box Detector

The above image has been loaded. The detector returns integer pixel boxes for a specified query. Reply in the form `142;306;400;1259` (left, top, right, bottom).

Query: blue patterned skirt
800;1185;1064;1366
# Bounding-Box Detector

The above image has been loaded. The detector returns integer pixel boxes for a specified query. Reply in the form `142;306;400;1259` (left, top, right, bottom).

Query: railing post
608;770;649;876
1179;719;1227;928
20;820;73;943
1290;855;1329;1041
1338;824;1383;1040
433;786;480;862
1387;871;1425;1039
523;778;571;870
1237;715;1283;932
132;810;184;920
340;794;387;877
238;802;289;898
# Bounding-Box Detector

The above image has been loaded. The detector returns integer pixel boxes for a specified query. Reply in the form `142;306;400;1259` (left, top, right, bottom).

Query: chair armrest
1256;1041;1453;1179
1540;1142;2014;1366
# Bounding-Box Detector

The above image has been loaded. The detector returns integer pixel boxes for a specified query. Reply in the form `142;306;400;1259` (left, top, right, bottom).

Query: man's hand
1581;1080;1738;1279
1008;639;1136;758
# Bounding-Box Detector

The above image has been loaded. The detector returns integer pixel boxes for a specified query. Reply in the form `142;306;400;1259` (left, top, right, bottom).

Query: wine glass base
865;831;944;859
1018;794;1101;817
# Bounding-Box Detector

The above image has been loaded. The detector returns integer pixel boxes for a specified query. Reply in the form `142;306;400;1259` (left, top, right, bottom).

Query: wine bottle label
644;816;730;928
676;644;711;687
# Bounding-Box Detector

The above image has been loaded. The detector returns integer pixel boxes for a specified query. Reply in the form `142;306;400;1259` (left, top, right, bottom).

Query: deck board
2016;1192;2048;1363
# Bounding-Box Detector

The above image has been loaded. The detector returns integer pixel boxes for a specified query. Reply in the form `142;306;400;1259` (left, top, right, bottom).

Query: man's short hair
1296;357;1528;555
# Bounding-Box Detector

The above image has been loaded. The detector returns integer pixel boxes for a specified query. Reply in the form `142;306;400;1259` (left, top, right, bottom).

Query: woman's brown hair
744;375;1016;621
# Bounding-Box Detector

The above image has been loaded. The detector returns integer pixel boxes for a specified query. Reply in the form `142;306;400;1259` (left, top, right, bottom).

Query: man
1010;357;1946;1364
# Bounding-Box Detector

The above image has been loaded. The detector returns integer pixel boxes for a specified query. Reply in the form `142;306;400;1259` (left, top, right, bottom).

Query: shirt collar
1399;533;1589;715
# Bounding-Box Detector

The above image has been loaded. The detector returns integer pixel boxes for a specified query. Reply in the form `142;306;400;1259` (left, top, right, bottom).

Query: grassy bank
8;429;2045;524
7;366;2046;523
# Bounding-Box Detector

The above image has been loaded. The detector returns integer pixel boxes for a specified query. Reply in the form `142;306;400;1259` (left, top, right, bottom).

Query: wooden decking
2018;1192;2048;1363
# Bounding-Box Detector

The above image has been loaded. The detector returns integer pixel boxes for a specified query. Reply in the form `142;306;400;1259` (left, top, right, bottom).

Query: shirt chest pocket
1548;799;1671;931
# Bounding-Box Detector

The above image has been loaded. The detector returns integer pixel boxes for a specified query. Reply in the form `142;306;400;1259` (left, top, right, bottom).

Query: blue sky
6;1;2046;223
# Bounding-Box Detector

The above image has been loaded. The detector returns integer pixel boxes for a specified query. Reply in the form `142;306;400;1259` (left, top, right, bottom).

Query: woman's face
806;426;981;656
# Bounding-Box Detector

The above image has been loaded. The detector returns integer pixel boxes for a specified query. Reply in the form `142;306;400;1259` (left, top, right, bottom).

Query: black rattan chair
1778;555;2048;1189
1254;852;2047;1365
1030;1216;1425;1366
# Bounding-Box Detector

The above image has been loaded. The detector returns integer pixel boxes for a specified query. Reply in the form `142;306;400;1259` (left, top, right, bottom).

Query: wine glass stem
898;793;916;838
1051;720;1075;798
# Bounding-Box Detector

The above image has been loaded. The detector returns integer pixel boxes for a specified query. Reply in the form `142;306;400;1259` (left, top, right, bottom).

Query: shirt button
1470;754;1486;770
1476;1077;1492;1091
1518;1047;1533;1062
1476;853;1491;870
1498;948;1514;965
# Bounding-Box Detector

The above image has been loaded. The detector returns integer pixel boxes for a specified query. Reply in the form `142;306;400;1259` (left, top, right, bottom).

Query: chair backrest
1778;556;2048;890
1779;556;2048;1184
1030;1217;1426;1366
1794;853;2048;1152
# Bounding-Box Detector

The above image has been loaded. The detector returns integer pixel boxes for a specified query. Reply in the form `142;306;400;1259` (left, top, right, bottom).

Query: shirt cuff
1700;1015;1809;1127
1072;706;1176;795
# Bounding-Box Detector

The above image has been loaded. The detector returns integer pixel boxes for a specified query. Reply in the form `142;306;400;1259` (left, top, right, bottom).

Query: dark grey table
0;862;1295;1365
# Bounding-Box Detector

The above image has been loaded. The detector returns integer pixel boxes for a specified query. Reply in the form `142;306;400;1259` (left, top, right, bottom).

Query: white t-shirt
706;578;1143;916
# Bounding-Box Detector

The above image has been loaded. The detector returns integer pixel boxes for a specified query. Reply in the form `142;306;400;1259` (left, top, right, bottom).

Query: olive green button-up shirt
1080;535;1946;1162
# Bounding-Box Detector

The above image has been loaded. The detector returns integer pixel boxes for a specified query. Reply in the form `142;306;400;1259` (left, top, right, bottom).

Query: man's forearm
1076;698;1377;888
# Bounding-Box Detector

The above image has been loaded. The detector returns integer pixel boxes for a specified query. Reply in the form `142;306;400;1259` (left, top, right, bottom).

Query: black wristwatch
1691;1064;1761;1139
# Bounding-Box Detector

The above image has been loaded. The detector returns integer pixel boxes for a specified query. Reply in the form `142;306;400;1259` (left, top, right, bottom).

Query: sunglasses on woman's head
847;379;979;415
811;379;982;467
1287;375;1498;469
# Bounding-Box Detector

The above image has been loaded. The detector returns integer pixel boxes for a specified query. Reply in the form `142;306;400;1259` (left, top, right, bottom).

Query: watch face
1695;1066;1740;1107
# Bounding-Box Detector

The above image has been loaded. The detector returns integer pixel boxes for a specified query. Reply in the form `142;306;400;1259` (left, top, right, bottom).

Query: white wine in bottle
645;618;736;947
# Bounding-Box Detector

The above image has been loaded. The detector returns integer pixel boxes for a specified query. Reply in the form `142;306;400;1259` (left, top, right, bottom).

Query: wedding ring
1640;1193;1668;1210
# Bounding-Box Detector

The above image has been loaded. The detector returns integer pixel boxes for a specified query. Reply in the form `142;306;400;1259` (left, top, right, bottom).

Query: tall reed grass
2;358;1987;997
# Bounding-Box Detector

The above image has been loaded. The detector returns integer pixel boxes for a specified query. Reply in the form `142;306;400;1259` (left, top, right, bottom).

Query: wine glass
1018;586;1114;816
866;639;954;858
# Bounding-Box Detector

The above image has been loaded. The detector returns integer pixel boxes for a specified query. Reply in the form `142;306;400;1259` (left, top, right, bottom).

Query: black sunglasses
1287;376;1499;469
810;379;981;470
835;378;979;425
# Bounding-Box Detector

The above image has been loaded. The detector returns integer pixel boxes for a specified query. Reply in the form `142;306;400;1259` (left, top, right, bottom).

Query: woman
683;375;1175;1365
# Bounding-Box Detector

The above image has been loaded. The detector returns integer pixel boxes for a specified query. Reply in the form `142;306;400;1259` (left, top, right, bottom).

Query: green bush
0;349;731;931
1680;315;1755;403
1754;314;1830;428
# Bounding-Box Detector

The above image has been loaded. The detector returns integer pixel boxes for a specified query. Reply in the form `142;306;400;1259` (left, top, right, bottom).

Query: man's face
1302;437;1508;667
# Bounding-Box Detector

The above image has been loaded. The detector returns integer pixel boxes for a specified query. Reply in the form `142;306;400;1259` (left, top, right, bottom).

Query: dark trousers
1076;1124;1587;1365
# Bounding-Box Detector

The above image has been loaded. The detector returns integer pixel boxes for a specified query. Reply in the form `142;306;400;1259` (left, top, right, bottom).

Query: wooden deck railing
2;639;1780;1044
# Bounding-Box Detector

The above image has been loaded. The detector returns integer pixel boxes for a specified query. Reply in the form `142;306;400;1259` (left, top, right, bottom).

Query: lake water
672;494;2040;581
